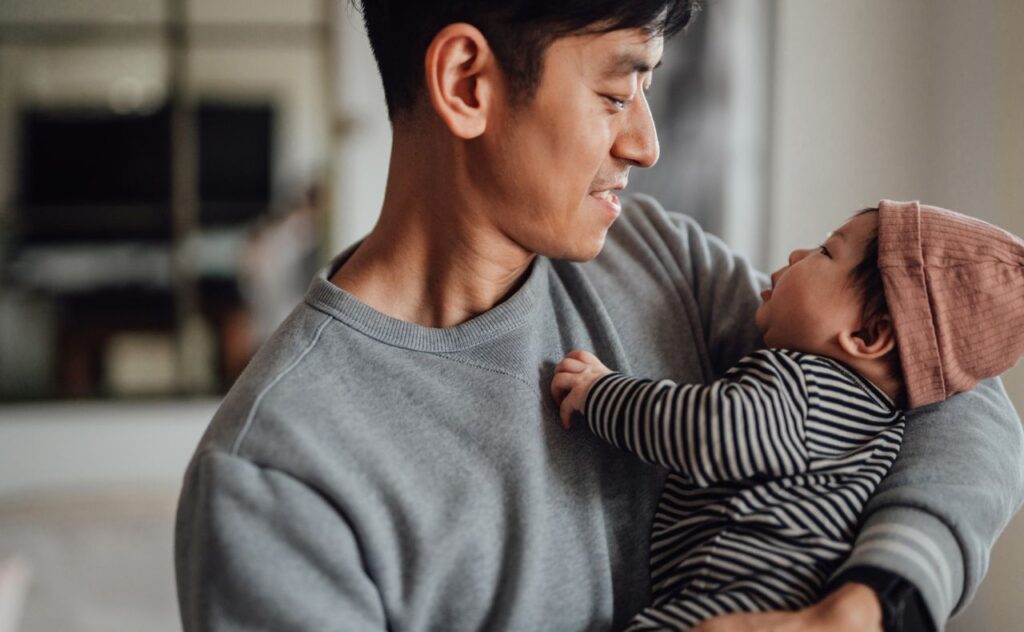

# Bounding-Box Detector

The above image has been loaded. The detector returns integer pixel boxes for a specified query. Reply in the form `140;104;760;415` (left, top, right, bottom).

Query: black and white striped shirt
584;349;905;630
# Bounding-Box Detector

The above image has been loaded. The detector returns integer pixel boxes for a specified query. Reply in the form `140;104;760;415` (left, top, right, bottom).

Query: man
175;1;1024;630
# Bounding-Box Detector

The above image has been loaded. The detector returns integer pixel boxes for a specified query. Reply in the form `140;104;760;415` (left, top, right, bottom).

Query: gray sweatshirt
175;194;1024;631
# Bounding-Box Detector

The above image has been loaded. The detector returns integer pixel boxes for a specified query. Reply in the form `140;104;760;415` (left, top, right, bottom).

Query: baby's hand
550;350;613;430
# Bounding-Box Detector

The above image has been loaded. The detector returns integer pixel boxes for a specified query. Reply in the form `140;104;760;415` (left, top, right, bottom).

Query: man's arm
660;208;767;379
836;378;1024;624
175;450;387;630
635;196;1024;626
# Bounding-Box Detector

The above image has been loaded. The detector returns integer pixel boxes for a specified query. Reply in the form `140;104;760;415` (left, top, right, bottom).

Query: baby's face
755;212;877;355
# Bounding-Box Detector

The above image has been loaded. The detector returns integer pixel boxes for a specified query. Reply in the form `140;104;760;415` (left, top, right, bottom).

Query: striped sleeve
583;349;811;487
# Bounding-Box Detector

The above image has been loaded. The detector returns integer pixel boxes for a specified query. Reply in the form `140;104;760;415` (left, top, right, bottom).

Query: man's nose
612;92;659;168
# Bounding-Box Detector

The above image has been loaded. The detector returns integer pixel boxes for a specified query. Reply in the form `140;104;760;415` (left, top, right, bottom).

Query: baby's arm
553;348;813;487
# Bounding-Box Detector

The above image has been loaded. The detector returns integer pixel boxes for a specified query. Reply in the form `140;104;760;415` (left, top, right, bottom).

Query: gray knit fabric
175;194;1024;631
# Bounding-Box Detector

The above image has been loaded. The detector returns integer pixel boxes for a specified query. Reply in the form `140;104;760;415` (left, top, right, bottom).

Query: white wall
771;1;1024;629
0;401;212;498
327;7;391;255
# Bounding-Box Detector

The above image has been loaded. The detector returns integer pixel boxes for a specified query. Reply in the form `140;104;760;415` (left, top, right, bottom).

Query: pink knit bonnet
877;200;1024;408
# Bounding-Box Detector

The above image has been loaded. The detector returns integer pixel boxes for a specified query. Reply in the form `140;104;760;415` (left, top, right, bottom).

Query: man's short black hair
350;0;699;120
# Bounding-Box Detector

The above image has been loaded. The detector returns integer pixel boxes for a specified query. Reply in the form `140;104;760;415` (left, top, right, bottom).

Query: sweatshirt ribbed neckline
304;245;549;353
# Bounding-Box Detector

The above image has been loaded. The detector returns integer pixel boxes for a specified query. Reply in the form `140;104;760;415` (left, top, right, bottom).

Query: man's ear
424;23;498;139
838;314;897;360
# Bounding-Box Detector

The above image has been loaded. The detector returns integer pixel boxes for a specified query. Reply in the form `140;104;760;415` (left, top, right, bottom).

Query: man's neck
331;217;534;329
329;134;536;329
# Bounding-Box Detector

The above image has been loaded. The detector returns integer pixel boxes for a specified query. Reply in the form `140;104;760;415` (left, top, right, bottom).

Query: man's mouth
590;188;623;216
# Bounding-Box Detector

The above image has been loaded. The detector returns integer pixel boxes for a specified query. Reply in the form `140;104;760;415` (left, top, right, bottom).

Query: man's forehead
596;33;664;77
602;51;664;77
550;28;664;80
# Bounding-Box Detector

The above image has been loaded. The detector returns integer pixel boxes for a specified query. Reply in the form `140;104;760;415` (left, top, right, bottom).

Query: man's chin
544;234;608;262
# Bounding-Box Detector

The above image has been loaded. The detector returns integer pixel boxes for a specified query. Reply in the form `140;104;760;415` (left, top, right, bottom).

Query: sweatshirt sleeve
833;377;1024;626
583;349;820;487
661;208;768;379
175;450;388;631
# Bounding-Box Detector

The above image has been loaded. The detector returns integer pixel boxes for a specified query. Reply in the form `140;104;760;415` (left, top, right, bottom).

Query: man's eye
819;245;832;258
605;95;629;110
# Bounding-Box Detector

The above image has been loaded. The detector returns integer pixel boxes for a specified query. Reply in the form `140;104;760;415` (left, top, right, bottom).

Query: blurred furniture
0;0;337;400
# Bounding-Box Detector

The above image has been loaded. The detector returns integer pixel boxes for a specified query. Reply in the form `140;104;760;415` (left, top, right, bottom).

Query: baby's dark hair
848;208;888;341
848;207;904;401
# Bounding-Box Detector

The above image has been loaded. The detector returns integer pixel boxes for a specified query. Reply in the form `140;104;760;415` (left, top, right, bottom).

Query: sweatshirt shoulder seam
230;313;335;456
433;353;534;388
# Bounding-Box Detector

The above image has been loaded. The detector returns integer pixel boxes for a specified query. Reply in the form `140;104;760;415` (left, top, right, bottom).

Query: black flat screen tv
17;103;273;242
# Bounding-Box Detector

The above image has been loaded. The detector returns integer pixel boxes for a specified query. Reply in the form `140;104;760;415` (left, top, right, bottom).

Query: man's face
470;28;663;261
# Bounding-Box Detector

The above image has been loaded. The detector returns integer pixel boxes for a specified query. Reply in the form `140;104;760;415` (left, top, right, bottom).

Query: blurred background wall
0;0;1020;630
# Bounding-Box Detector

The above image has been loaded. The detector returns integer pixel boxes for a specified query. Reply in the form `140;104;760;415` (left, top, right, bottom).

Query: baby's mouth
760;288;773;301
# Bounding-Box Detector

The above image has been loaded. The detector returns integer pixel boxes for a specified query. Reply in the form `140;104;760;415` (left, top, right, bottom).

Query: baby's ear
839;314;897;360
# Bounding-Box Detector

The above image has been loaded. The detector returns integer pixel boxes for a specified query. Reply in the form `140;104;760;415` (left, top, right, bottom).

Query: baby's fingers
550;371;578;405
559;392;579;431
555;356;587;373
566;349;601;365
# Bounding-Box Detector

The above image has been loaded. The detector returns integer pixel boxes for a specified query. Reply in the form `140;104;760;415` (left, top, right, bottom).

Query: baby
551;200;1024;630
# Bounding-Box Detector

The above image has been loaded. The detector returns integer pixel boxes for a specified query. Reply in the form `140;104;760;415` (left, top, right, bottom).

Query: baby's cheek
754;302;768;331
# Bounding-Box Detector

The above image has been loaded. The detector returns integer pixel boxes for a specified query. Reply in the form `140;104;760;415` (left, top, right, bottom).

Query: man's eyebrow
603;54;663;77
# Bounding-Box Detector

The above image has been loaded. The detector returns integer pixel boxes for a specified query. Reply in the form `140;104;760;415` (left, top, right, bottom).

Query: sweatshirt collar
304;243;549;353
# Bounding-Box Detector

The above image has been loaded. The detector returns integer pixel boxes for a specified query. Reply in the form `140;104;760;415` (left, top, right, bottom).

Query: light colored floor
0;400;212;632
0;489;180;632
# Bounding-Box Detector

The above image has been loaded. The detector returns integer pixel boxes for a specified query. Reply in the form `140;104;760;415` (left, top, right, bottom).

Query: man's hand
691;583;883;632
550;350;613;430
